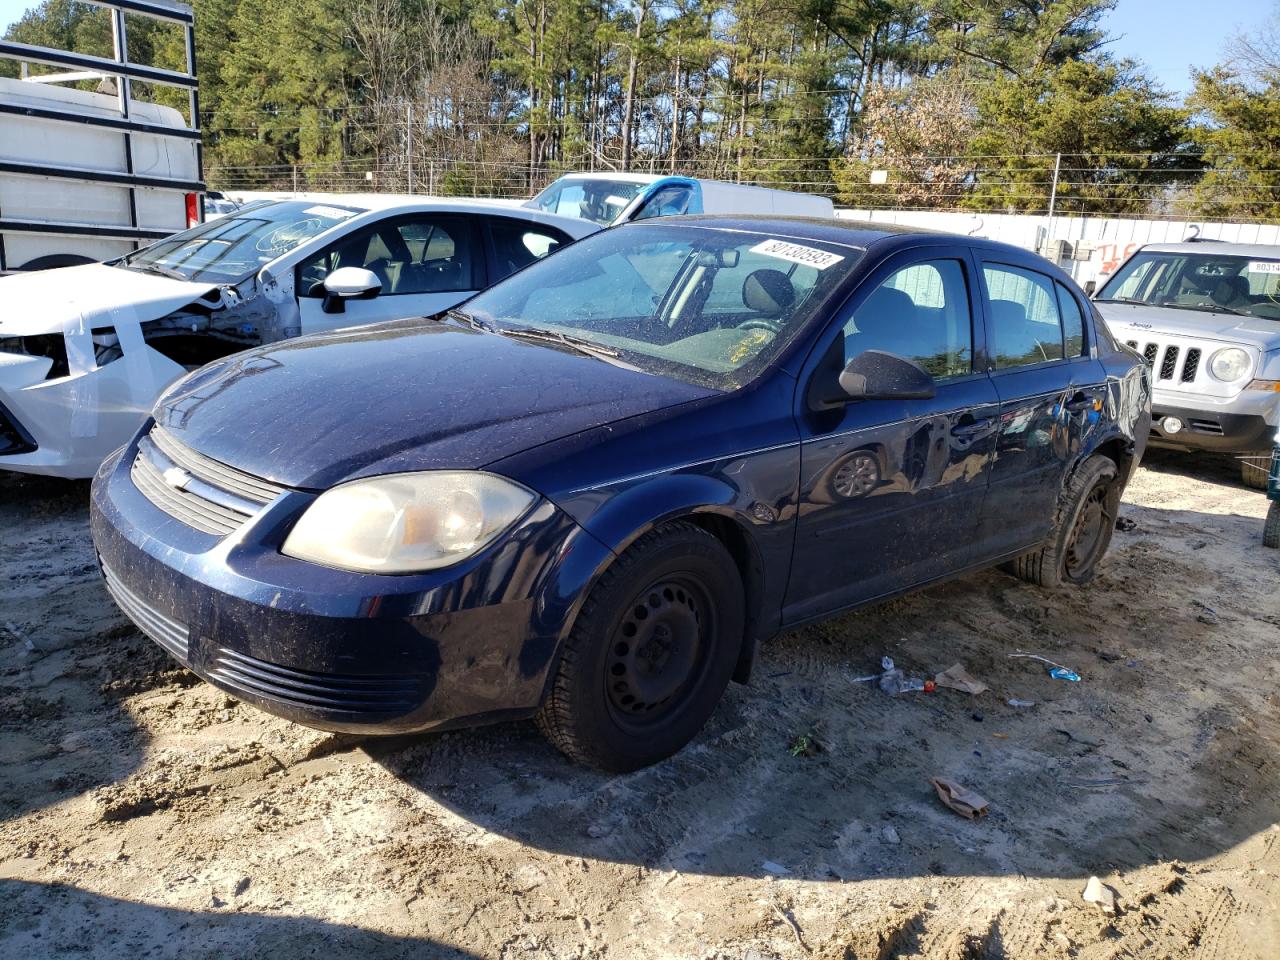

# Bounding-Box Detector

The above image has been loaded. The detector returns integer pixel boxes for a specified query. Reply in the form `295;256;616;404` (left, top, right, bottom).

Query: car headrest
1214;275;1248;301
855;286;916;337
989;298;1028;329
743;269;796;316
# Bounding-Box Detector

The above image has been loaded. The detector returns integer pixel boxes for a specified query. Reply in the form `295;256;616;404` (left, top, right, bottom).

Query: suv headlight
282;471;537;574
1209;348;1250;382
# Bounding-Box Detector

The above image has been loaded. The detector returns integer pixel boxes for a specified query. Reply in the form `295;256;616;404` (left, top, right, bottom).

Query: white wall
835;207;1280;290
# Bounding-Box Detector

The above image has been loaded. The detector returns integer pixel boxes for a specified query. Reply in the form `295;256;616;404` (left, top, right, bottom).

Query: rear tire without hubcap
1004;454;1120;588
536;521;744;771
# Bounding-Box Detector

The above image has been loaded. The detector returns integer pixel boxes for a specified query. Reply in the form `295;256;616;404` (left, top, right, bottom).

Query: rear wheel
535;522;744;771
1265;502;1280;550
1004;454;1120;588
1240;450;1272;491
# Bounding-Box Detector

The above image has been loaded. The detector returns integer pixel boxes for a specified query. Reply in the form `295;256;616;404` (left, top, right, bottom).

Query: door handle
951;418;992;438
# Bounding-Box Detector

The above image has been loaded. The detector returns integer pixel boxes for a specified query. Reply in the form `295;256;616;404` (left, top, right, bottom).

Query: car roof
242;192;598;237
546;172;664;185
1138;242;1280;258
628;214;1028;254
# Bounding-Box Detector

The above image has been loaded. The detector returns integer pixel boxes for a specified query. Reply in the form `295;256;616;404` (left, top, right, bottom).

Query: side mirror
835;349;936;402
1084;279;1097;297
321;267;382;314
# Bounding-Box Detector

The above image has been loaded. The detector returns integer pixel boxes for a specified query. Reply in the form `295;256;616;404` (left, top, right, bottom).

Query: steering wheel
738;318;782;334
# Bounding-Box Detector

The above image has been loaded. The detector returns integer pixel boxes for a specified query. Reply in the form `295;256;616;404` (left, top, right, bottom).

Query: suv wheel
1265;502;1280;550
1004;454;1120;588
1240;450;1272;491
535;521;744;771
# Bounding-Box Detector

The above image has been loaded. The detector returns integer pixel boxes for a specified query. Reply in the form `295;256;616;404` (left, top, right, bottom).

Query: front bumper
89;436;612;734
1148;404;1274;453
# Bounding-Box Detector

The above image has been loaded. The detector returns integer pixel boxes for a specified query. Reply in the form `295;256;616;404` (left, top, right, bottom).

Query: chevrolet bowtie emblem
162;466;192;490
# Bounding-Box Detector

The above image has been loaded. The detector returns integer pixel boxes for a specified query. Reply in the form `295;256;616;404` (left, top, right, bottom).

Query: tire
1004;454;1120;588
1265;502;1280;550
1240;450;1272;491
535;521;744;771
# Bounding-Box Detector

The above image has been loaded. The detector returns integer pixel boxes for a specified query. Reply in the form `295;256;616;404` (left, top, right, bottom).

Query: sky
0;0;1267;102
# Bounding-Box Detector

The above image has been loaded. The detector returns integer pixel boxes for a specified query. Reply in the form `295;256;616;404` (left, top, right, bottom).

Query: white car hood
1;263;218;337
1097;302;1280;352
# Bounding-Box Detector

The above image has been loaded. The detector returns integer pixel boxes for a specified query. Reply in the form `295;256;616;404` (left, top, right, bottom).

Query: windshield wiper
1094;296;1145;304
444;308;494;332
497;325;622;358
130;262;189;282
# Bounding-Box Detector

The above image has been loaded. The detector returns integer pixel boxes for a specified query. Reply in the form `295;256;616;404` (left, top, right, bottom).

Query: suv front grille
131;426;285;537
1126;338;1211;387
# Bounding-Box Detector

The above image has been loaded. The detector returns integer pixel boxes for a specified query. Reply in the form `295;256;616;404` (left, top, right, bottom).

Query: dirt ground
1;448;1278;959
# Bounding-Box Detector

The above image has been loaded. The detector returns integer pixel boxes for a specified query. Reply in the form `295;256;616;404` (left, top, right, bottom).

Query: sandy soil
1;448;1278;959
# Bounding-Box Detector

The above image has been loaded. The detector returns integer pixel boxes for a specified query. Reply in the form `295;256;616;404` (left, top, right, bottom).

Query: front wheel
535;521;744;771
1004;454;1120;588
1265;502;1280;549
1240;450;1273;491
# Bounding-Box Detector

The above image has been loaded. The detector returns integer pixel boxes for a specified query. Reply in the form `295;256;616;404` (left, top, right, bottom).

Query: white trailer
0;0;203;272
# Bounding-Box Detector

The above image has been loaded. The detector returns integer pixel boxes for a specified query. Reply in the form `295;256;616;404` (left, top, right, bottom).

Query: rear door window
488;219;571;281
1055;282;1087;357
983;264;1065;369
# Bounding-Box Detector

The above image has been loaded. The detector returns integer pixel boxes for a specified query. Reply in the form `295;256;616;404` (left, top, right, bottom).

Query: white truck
0;0;202;272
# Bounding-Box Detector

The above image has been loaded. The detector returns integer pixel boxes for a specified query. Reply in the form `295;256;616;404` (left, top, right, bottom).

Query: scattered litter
762;860;790;876
1097;650;1123;663
923;680;936;693
935;663;989;695
1007;698;1036;708
881;825;901;845
1082;876;1117;913
971;712;983;723
873;656;926;695
1193;600;1219;625
1009;652;1080;681
1115;516;1137;532
929;777;990;820
788;732;824;758
992;733;1009;740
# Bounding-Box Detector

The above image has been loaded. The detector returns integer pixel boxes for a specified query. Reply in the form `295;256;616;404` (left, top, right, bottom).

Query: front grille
206;647;422;715
1181;348;1201;382
131;426;285;537
101;562;190;663
1143;343;1159;365
1159;345;1180;380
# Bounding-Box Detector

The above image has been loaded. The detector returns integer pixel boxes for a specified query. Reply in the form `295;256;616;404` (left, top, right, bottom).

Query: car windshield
459;223;861;389
1098;251;1280;321
118;200;363;284
527;176;649;225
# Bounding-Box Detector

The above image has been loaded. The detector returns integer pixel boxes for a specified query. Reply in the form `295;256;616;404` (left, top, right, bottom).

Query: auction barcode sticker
751;238;844;270
1248;260;1280;274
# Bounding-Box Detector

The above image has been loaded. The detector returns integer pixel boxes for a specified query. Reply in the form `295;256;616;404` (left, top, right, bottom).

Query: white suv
1094;242;1280;489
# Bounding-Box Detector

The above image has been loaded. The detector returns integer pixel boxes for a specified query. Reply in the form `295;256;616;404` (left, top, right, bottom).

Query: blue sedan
90;217;1151;770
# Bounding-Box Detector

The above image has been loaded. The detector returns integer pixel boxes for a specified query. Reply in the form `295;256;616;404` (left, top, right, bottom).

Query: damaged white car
0;196;596;477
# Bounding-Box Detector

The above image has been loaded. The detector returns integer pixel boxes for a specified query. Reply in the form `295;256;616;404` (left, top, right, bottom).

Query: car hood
155;318;717;489
0;263;219;336
1096;302;1280;351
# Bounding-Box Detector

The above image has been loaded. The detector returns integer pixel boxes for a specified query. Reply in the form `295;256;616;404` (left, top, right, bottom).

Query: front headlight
282;471;537;574
1209;348;1251;382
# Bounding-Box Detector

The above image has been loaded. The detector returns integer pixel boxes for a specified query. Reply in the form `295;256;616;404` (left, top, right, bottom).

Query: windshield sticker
302;205;356;220
1248;260;1280;274
751;238;844;270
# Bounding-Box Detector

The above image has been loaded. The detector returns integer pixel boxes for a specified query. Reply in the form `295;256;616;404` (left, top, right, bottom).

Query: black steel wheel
536;522;744;771
1004;454;1120;588
1265;502;1280;549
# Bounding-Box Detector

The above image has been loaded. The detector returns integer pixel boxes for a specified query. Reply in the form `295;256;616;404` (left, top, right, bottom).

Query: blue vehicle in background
526;172;834;226
1265;417;1280;548
90;216;1150;771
